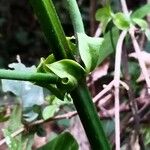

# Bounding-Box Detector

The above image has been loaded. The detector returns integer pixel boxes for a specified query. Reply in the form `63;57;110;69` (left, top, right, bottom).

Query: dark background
0;0;146;68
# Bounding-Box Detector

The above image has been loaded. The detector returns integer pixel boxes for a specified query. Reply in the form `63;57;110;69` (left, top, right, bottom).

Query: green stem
66;0;85;33
71;81;110;150
67;0;110;149
29;0;74;60
30;0;110;149
0;69;59;83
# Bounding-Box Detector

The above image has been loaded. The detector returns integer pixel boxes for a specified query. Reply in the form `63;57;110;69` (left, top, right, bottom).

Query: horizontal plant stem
0;69;59;83
71;81;110;150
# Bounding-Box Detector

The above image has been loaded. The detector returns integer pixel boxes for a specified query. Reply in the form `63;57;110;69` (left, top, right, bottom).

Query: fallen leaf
91;61;110;82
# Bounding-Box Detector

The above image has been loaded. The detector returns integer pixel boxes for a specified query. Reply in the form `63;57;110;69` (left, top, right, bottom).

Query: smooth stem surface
71;81;110;150
29;0;74;60
66;0;85;33
0;69;59;83
67;0;110;149
30;0;110;149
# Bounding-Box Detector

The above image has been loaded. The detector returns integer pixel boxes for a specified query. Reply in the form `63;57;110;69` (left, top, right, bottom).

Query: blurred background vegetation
0;0;150;149
0;0;146;67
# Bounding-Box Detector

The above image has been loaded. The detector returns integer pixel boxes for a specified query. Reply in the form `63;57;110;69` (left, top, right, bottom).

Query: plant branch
0;127;24;146
120;0;150;93
93;80;114;103
0;111;77;146
65;0;85;33
130;28;150;93
30;0;110;149
29;0;74;60
122;45;145;150
90;0;96;35
1;95;149;147
114;30;127;150
0;69;59;84
70;81;110;150
120;0;146;149
120;0;129;15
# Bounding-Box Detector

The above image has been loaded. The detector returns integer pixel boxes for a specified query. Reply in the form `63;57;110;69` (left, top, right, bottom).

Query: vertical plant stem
66;0;110;149
122;45;145;150
90;0;96;35
71;80;110;150
130;29;150;93
29;0;74;60
30;0;110;149
66;0;85;33
114;30;127;150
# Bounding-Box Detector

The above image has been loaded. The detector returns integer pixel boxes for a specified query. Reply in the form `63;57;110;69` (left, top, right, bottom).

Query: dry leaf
91;61;110;82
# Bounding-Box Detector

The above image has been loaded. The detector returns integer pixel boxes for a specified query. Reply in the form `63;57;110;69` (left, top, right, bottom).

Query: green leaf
66;37;77;56
132;18;148;29
42;105;59;120
145;29;150;41
77;33;104;72
21;134;34;150
98;27;119;64
37;54;56;73
131;4;150;19
113;12;130;30
3;105;23;150
46;59;86;91
38;132;78;150
102;120;115;137
3;129;20;150
95;5;112;32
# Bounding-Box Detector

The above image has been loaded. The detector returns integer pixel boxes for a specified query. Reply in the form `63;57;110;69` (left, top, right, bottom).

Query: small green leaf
132;18;148;29
66;37;77;55
131;4;150;19
42;105;59;120
98;27;119;65
46;59;86;91
37;54;56;73
38;132;78;150
77;33;104;72
145;29;150;41
113;12;130;30
95;5;112;32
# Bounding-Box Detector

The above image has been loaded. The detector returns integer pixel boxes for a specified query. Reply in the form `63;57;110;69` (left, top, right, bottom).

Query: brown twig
0;127;24;146
90;0;96;36
120;0;147;149
121;0;150;93
122;44;145;149
93;80;114;103
0;111;77;146
130;29;150;93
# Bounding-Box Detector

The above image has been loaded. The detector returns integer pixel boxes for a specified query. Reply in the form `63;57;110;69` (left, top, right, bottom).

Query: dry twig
114;30;127;150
